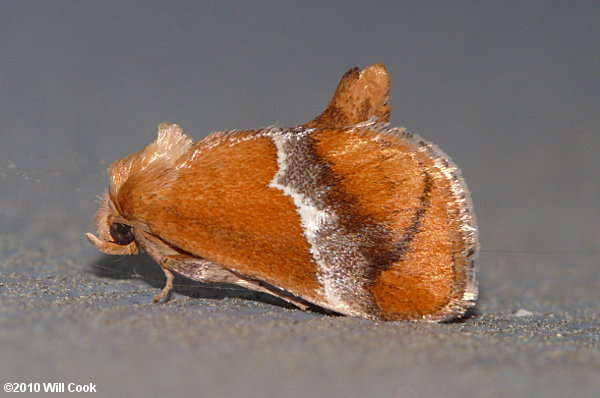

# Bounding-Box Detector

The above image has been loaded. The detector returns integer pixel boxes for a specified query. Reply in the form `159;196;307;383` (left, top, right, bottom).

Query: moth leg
133;228;310;311
162;255;247;284
152;264;174;303
162;254;309;310
131;231;181;303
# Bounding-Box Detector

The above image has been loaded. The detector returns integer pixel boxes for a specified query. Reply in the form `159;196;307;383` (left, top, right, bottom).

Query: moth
87;63;478;321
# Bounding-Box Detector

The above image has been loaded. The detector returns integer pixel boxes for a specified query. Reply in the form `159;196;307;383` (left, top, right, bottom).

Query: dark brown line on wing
287;133;396;316
366;165;433;320
306;133;436;273
393;169;433;260
282;130;433;317
308;141;395;262
361;165;433;285
306;135;396;259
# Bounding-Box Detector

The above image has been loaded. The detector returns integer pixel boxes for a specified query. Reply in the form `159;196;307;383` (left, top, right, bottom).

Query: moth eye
109;223;135;245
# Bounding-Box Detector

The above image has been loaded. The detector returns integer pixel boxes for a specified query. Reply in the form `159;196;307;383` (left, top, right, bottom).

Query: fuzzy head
86;123;193;255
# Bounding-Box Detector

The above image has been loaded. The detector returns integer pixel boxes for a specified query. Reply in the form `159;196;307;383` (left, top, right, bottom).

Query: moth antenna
86;232;137;255
304;63;391;129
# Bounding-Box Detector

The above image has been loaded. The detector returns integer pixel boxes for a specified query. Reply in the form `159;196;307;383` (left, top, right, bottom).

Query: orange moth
87;63;478;321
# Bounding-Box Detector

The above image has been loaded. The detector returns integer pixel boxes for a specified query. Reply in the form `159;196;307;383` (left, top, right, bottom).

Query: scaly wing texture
304;63;391;129
116;129;327;307
100;64;477;320
115;124;477;320
311;125;478;320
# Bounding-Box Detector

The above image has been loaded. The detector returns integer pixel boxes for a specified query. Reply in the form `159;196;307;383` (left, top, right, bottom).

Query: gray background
1;1;599;397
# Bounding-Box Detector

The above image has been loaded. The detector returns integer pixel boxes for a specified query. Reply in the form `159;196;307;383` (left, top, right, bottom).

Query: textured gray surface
1;2;599;397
